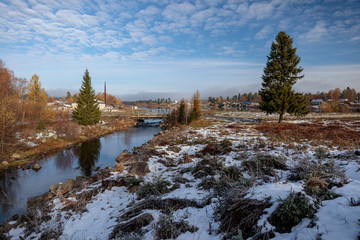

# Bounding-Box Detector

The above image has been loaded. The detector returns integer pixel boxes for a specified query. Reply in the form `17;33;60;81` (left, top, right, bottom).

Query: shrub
314;147;328;161
36;119;46;131
242;154;287;176
136;179;171;199
268;192;316;233
201;138;233;156
154;214;198;239
288;159;346;188
303;176;339;201
191;157;223;178
216;192;272;239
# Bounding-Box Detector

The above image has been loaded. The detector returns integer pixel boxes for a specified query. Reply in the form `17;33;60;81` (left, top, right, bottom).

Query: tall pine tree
73;69;101;125
259;31;308;123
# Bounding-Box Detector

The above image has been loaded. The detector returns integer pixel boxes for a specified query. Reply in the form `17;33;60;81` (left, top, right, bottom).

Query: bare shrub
53;111;80;140
216;192;272;239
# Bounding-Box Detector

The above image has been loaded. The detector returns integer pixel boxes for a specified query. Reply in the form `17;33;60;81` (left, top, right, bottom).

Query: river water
0;122;161;224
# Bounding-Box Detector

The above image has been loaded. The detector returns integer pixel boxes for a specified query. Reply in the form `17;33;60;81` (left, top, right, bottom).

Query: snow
6;118;360;240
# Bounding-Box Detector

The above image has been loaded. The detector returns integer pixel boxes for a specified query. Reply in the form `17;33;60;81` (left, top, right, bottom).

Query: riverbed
0;122;161;224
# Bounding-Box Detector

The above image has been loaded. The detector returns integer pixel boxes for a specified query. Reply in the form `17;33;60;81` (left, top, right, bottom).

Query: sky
1;0;360;100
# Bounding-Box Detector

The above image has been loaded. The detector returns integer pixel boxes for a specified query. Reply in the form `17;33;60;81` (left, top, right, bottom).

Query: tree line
164;90;202;127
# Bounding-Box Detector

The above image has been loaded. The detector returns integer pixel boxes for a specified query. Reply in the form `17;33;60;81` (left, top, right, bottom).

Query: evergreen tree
177;99;187;125
189;90;202;122
73;69;101;125
259;31;309;123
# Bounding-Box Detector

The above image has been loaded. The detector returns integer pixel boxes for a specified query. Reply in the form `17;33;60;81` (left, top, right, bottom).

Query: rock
127;161;149;176
116;150;132;163
11;153;21;160
355;150;360;156
180;153;193;164
22;164;32;170
74;176;91;189
93;166;100;171
27;192;53;208
132;146;142;155
92;167;112;182
32;163;41;171
114;162;124;172
167;146;182;153
1;161;9;167
49;178;75;196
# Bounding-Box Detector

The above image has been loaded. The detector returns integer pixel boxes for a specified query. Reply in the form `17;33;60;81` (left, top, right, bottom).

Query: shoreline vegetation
1;111;359;171
0;116;136;171
1;114;359;239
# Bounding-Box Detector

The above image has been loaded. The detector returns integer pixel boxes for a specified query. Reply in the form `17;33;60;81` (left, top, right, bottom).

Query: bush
154;214;198;239
201;138;233;155
36;119;46;131
216;192;272;239
268;192;315;233
136;179;171;199
242;154;287;176
303;176;339;201
53;112;80;140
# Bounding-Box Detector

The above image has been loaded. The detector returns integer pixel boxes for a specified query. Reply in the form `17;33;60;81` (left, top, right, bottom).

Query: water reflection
55;149;76;171
76;139;101;176
124;128;135;146
0;124;161;224
0;168;19;216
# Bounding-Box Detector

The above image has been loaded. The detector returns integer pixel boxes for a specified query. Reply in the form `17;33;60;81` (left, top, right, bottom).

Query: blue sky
1;0;360;100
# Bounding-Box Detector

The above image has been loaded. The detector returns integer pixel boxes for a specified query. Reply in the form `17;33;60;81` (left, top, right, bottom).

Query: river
0;121;161;224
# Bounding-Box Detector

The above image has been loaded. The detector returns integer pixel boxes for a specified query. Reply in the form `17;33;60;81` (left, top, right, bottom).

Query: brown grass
255;119;360;149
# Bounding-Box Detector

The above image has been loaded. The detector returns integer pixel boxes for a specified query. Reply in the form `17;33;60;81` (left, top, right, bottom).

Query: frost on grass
3;118;360;240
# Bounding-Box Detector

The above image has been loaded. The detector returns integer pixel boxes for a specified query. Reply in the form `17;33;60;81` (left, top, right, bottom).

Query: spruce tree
73;69;101;125
189;90;202;122
259;31;309;123
177;99;187;125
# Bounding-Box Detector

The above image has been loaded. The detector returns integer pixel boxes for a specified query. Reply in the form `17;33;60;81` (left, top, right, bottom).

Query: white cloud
141;35;157;45
255;25;273;39
55;10;98;28
162;2;196;22
350;36;360;41
302;21;328;42
137;5;161;16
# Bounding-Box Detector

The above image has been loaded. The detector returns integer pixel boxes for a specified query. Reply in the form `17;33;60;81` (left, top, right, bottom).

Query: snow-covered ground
4;118;360;240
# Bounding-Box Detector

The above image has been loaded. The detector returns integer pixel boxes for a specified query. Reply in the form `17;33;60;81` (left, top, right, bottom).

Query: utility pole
104;81;106;106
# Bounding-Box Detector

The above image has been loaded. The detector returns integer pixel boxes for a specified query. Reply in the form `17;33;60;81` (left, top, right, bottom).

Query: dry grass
188;119;213;128
255;119;360;149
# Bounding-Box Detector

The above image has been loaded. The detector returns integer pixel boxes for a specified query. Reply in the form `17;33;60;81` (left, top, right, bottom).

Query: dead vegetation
242;153;287;177
153;214;198;240
255;119;360;148
216;192;272;239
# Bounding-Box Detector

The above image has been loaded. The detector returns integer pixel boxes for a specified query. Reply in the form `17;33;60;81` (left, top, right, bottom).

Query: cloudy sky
1;0;360;100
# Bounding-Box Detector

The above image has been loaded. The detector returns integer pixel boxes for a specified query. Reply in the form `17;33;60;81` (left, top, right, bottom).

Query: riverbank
0;117;136;170
2;116;359;239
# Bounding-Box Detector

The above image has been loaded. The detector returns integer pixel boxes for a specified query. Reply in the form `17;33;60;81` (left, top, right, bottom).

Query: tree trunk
278;113;283;123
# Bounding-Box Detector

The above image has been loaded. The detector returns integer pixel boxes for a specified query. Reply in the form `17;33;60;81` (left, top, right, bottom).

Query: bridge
132;113;168;120
101;111;168;120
